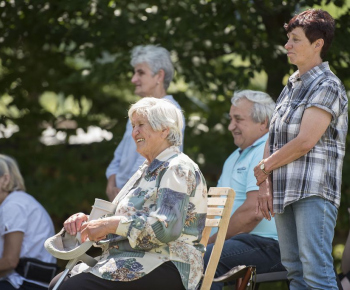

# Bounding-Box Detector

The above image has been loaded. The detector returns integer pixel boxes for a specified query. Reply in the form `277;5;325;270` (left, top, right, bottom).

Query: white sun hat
44;228;94;260
44;198;117;260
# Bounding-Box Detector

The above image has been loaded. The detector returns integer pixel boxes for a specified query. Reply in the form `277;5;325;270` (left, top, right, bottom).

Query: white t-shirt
0;191;56;288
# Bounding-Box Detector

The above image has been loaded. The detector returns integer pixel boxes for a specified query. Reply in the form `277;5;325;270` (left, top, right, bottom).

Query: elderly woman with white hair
50;97;207;290
106;45;185;202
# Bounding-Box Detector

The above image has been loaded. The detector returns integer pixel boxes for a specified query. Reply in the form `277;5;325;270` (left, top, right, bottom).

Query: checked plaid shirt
269;62;348;214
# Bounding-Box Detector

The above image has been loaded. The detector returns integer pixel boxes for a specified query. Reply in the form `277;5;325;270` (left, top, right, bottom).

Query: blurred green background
1;0;350;286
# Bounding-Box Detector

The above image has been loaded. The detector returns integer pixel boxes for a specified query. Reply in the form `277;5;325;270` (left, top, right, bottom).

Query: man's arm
208;190;264;244
106;146;122;201
106;121;132;201
106;174;121;202
105;135;125;201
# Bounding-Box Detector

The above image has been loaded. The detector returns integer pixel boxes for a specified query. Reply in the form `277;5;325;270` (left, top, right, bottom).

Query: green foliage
0;0;349;249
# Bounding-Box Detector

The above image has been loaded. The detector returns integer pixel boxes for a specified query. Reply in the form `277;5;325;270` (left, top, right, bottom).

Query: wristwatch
260;162;271;175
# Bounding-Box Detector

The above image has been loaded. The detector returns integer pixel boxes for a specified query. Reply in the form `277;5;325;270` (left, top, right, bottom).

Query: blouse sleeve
115;161;198;250
0;202;27;236
306;80;345;120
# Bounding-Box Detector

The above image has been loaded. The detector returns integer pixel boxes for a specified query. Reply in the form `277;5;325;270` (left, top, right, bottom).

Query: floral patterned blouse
81;146;207;289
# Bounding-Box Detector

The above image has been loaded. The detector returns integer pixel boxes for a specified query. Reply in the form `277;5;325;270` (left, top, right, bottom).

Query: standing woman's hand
63;212;88;236
255;177;274;221
254;161;271;186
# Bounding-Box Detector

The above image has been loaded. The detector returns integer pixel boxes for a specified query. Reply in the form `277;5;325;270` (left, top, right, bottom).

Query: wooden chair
200;187;239;290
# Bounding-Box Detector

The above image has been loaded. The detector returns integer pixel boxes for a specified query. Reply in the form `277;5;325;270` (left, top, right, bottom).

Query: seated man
204;90;285;290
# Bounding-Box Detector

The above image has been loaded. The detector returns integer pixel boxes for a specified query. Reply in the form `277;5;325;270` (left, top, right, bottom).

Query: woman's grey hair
128;97;183;146
231;90;276;127
0;154;26;192
130;45;174;90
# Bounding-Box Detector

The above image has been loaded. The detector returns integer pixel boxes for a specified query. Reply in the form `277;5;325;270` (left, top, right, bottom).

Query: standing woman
254;9;348;289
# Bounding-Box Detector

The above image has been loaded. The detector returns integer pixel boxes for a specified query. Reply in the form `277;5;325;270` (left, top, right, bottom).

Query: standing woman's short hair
130;45;174;90
0;154;26;192
128;97;183;146
284;9;335;59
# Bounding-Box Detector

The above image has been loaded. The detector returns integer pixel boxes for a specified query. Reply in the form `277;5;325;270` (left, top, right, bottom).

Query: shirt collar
239;133;268;154
288;62;329;88
146;146;180;174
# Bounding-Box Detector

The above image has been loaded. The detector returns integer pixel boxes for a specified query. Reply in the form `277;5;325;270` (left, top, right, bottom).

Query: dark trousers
0;280;47;290
49;261;185;290
204;233;285;290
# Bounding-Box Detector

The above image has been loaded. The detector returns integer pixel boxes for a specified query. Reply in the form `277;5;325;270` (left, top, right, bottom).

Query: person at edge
254;9;348;290
0;154;56;290
204;90;285;290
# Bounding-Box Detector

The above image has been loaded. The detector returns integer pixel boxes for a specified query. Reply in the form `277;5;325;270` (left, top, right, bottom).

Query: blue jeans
203;233;285;290
275;196;338;290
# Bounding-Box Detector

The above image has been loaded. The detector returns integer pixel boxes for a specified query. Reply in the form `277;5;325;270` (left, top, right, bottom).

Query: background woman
105;45;185;201
254;9;348;289
0;154;56;290
50;97;207;290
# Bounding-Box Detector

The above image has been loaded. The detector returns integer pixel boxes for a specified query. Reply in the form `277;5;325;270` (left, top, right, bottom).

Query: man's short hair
231;90;275;127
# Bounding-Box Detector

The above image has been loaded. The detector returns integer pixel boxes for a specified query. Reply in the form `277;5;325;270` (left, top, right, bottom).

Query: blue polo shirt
214;133;278;240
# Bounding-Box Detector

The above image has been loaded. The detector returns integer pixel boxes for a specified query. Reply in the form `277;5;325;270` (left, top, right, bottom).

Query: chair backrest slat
206;187;231;195
205;219;220;227
200;187;235;290
207;208;224;216
207;197;227;206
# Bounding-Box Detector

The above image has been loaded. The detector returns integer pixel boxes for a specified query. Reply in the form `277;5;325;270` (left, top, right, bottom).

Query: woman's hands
80;217;121;243
254;160;271;186
255;176;274;221
64;214;121;243
64;212;88;236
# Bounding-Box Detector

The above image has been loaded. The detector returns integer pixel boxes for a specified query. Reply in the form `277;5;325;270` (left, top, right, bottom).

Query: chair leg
236;267;253;290
235;277;242;290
